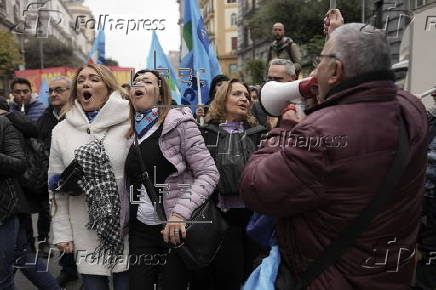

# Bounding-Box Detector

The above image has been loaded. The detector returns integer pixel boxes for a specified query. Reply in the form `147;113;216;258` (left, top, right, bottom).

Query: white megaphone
260;77;318;117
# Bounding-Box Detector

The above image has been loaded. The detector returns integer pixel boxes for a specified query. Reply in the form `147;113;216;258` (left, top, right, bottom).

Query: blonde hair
205;79;257;126
126;70;172;138
60;64;122;117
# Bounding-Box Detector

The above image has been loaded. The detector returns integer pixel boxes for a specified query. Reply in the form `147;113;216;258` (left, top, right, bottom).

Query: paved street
14;214;83;290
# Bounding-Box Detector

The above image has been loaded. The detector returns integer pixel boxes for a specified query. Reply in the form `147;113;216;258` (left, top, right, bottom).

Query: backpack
201;124;266;196
19;137;49;195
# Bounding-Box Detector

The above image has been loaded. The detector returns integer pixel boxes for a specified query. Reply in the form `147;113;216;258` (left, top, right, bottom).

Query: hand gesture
324;9;344;36
161;215;187;245
282;105;306;123
56;241;74;254
196;107;205;118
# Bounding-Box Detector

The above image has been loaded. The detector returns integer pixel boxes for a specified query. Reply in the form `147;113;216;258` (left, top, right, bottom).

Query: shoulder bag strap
133;135;167;221
296;113;410;289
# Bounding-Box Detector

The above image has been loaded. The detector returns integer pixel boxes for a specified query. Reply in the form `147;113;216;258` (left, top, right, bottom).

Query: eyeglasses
12;89;30;95
47;87;70;94
312;54;337;67
132;78;153;86
266;76;284;82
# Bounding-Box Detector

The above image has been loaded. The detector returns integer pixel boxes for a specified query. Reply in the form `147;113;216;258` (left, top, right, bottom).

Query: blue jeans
15;214;60;290
82;271;129;290
0;216;19;290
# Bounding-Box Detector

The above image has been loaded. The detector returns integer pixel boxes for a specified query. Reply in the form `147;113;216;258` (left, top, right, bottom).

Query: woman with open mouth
125;70;219;290
192;79;268;290
48;64;130;290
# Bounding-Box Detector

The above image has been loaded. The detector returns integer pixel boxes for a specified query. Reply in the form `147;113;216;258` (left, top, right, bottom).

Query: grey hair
329;23;391;78
270;59;296;76
50;76;72;88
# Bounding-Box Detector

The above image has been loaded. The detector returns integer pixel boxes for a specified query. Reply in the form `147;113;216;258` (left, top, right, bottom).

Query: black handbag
276;113;410;290
133;135;228;269
53;159;84;196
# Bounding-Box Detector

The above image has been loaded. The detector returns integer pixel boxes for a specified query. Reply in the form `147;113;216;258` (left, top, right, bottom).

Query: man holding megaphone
240;20;428;290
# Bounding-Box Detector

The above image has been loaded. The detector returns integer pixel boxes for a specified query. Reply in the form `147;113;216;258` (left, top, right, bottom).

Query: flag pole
196;71;204;126
330;0;336;9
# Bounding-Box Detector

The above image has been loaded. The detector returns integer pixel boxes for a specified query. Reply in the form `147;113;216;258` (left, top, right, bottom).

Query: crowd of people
0;8;435;290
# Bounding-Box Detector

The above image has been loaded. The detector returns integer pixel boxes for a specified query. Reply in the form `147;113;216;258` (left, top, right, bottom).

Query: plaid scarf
74;137;123;267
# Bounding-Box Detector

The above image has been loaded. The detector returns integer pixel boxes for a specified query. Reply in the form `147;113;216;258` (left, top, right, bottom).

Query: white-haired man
241;22;427;290
252;59;297;128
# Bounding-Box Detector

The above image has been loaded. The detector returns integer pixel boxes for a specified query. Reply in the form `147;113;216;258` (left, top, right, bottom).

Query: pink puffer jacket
158;107;219;219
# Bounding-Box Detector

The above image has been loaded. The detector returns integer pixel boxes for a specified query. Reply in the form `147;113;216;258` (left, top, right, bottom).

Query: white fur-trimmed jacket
48;92;130;275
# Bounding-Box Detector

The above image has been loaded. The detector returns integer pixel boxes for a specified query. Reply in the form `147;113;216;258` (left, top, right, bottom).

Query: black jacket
200;121;267;198
0;115;26;176
4;111;38;139
3;111;43;212
0;115;30;219
37;106;62;151
251;101;268;127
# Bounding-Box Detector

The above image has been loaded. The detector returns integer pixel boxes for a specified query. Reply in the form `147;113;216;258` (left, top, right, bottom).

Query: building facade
237;0;269;82
199;0;239;78
368;0;436;63
178;0;239;78
0;0;94;97
63;0;95;62
168;50;181;72
0;0;94;64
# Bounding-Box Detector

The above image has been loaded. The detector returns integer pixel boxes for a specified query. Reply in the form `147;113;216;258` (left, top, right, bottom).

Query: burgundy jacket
240;72;428;290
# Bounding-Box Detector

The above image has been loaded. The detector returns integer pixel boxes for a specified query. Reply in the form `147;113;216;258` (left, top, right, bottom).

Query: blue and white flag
180;0;222;107
87;30;105;64
146;31;181;104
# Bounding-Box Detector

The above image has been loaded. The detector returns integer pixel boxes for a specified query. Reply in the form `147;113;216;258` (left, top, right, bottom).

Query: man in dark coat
0;99;40;214
0;101;60;289
36;76;78;287
240;23;428;290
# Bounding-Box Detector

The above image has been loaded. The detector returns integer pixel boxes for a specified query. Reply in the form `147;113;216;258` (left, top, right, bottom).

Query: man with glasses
9;78;46;122
252;59;297;128
266;59;297;83
36;76;78;287
241;22;428;289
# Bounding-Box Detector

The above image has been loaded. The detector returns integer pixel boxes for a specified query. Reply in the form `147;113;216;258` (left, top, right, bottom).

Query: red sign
15;66;134;93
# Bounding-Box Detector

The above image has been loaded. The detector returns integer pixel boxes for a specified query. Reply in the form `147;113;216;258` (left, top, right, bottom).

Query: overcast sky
83;0;181;70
